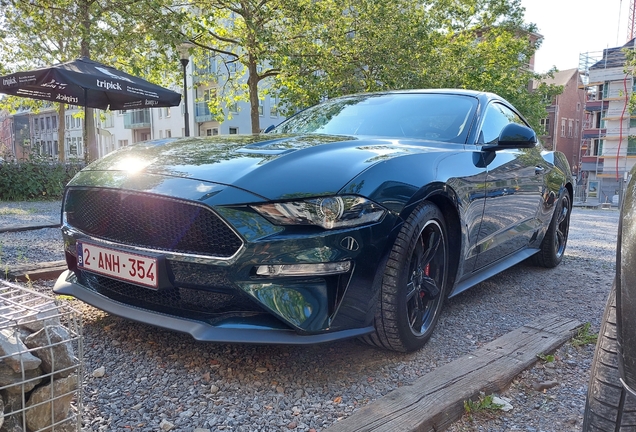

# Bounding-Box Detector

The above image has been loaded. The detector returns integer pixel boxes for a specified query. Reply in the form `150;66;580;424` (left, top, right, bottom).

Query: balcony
581;155;604;173
583;128;606;139
585;100;609;112
124;109;151;129
195;102;214;123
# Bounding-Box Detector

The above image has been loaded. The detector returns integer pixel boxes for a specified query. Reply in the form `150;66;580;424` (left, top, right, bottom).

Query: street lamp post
178;42;195;137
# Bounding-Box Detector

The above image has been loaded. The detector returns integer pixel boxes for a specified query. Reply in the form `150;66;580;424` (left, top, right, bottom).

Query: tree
0;0;181;161
274;0;560;130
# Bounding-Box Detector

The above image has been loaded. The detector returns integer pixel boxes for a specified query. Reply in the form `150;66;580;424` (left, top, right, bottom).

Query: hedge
0;159;84;201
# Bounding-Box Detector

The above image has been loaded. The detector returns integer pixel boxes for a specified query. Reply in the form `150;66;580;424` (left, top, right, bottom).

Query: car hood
83;134;451;200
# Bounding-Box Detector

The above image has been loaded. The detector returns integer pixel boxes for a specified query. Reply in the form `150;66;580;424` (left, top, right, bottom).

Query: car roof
356;88;508;106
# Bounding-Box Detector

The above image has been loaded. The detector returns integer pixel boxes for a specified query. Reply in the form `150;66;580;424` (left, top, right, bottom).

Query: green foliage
571;322;598;347
464;393;504;414
0;159;83;201
537;353;555;362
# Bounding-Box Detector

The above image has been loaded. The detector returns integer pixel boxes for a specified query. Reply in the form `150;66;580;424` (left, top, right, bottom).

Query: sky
521;0;631;73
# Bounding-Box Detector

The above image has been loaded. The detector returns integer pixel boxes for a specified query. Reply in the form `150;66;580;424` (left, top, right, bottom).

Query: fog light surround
255;261;351;277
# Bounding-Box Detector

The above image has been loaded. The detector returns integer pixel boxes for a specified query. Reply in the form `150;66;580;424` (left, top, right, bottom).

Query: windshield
272;93;478;143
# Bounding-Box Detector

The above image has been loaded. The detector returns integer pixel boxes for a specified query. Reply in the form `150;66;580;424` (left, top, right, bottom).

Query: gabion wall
0;280;83;431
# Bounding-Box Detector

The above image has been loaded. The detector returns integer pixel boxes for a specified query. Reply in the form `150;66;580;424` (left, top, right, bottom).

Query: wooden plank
325;314;581;432
4;260;67;282
0;222;60;234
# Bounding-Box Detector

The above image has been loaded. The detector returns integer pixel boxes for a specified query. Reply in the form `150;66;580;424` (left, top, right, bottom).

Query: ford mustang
53;89;573;352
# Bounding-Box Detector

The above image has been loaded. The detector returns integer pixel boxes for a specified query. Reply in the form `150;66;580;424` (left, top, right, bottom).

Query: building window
540;118;550;135
228;102;238;114
52;116;57;130
629;136;636;155
593;139;604;156
118;139;129;147
163;107;171;118
631;117;636;128
568;119;573;137
40;118;44;130
34;119;39;131
271;97;279;117
575;119;579;138
561;118;566;137
577;102;581;112
206;128;219;136
258;99;264;116
603;81;609;99
66;115;70;129
229;127;238;134
166;129;171;138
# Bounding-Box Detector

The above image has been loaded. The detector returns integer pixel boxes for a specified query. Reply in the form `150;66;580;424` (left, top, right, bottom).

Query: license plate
77;241;159;289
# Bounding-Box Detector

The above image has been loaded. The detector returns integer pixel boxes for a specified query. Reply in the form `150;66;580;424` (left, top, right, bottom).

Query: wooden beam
325;314;581;432
4;260;67;282
0;222;60;234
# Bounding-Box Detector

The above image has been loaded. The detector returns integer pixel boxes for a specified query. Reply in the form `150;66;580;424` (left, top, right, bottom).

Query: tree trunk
57;104;65;162
80;0;98;161
247;56;260;134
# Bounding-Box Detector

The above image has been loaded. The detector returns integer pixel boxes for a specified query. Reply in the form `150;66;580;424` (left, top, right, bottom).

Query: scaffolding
578;43;635;206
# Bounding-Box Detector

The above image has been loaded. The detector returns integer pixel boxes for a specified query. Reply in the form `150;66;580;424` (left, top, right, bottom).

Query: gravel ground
0;201;618;431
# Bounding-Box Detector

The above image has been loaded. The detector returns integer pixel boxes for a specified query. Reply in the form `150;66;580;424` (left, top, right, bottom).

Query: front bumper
53;270;374;344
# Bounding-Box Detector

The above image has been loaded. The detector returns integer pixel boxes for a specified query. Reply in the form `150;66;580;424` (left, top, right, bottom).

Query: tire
362;201;448;352
533;190;571;268
583;282;636;431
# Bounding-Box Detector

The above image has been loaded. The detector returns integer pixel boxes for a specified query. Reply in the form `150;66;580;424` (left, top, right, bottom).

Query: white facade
91;58;284;159
581;43;636;206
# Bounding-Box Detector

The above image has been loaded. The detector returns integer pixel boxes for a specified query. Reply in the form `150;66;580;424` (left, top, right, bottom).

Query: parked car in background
584;170;636;429
53;89;573;352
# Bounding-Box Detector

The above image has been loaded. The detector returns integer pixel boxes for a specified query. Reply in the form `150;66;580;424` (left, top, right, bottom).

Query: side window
478;103;526;144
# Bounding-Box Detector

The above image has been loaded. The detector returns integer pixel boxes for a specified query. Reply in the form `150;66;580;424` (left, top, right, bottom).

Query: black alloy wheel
534;191;571;268
363;201;448;352
406;219;446;337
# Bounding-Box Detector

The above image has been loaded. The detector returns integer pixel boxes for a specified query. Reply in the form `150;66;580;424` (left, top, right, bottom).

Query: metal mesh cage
0;280;83;431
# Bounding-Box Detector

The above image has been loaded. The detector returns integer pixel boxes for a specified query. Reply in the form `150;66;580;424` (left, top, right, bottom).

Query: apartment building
580;39;636;206
537;68;587;176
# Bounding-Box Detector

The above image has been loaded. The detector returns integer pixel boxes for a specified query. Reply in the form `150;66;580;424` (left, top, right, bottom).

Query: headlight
251;196;386;229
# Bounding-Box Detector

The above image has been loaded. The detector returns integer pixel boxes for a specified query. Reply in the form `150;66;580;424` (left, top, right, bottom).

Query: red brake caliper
420;263;430;298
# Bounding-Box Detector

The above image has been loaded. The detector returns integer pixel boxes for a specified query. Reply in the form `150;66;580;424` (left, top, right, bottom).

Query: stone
0;363;42;394
16;303;61;333
0;329;41;373
92;366;106;378
492;396;514;412
24;326;76;378
24;374;78;432
532;380;559;392
193;429;210;432
0;414;23;432
159;419;174;431
210;385;219;394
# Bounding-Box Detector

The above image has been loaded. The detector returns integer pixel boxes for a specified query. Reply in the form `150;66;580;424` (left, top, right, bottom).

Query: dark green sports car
53;89;573;352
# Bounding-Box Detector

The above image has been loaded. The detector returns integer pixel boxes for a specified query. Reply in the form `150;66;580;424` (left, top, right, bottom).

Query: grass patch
537;353;555;363
464;393;504;415
571;322;598;347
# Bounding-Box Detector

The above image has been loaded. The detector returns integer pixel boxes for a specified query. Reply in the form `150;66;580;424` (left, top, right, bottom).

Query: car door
472;102;546;271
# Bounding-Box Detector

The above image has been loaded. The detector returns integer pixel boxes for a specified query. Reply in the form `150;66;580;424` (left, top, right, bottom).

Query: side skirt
449;248;539;298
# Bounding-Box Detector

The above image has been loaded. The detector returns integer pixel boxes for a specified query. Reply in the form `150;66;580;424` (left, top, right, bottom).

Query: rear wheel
363;201;448;352
583;282;636;430
534;190;571;268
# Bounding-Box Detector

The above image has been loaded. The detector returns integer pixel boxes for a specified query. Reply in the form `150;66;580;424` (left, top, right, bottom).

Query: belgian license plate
76;241;158;289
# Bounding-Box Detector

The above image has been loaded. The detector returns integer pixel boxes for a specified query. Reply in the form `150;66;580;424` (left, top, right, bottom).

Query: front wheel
583;282;636;430
534;190;571;268
362;201;449;352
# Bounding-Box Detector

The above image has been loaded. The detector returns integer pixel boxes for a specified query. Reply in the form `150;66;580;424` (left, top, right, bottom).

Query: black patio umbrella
0;57;181;110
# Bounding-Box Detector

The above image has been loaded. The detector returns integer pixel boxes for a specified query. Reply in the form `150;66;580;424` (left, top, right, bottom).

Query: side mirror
483;123;537;151
263;124;276;133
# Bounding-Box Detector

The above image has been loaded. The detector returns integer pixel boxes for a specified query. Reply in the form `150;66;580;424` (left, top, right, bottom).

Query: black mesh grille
65;188;242;258
78;270;266;322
